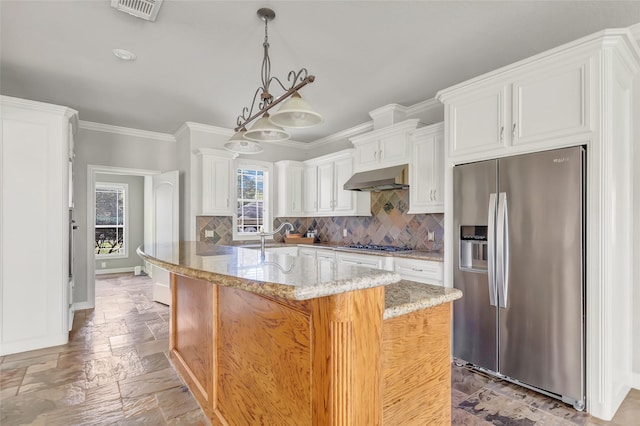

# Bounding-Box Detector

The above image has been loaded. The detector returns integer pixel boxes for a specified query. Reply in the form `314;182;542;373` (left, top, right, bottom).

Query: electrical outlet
343;229;348;237
427;231;435;242
101;262;107;268
204;230;214;238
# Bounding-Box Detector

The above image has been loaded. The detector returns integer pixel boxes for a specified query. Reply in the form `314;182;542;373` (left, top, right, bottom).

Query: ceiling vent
110;0;163;22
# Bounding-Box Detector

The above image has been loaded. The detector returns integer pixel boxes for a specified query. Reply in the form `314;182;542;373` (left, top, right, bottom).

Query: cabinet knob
500;126;504;141
512;123;516;138
379;149;383;160
373;151;378;160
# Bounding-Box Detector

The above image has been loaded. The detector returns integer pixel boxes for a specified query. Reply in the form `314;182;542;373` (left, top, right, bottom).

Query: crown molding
79;120;176;142
406;98;442;117
1;95;78;118
630;23;640;43
303;121;375;149
175;121;235;140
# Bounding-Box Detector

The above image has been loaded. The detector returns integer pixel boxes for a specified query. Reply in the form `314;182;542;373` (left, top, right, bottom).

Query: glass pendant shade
224;130;264;154
269;92;323;128
244;113;290;142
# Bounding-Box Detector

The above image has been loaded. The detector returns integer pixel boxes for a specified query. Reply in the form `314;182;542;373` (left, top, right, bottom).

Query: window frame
94;182;129;259
232;159;273;241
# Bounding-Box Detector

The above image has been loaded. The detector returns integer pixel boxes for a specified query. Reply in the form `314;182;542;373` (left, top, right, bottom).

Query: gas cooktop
344;244;412;252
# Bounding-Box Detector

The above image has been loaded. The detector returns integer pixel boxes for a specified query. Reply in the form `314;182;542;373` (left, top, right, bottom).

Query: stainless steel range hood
343;164;408;191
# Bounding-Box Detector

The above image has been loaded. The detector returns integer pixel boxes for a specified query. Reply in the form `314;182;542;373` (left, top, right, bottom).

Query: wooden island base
169;274;451;425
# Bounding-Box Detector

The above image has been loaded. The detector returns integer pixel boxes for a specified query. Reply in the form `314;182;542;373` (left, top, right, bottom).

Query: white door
151;170;179;305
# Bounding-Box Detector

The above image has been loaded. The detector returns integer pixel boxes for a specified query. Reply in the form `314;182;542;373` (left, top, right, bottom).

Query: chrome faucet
258;222;294;256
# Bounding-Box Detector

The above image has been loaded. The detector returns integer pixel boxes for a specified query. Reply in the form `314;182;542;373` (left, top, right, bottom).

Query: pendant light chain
260;16;273;109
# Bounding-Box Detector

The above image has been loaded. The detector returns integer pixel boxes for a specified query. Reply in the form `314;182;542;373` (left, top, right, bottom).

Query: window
95;183;128;258
233;161;272;240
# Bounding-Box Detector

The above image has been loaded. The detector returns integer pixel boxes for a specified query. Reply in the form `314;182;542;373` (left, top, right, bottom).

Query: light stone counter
384;280;462;319
137;242;401;301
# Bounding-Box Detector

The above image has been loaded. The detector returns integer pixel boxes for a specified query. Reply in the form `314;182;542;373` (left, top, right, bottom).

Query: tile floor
1;273;638;425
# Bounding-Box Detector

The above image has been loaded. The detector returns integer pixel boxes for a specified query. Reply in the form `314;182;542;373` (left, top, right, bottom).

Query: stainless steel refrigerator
453;146;585;411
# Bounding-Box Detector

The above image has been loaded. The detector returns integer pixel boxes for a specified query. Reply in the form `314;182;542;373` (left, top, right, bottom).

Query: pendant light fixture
223;128;264;154
225;8;322;154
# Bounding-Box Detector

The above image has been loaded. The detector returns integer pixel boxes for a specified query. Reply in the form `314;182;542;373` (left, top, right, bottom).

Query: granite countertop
384;280;462;319
137;242;401;301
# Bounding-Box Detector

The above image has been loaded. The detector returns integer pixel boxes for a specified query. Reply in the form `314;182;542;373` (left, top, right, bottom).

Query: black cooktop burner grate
345;244;412;252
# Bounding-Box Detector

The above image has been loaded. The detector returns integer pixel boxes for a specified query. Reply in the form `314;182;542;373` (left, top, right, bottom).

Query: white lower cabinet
298;247;336;264
264;246;299;256
393;257;443;286
336;252;394;271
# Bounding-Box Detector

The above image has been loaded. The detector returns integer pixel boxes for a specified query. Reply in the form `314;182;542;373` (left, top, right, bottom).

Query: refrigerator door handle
497;192;510;308
487;193;498;307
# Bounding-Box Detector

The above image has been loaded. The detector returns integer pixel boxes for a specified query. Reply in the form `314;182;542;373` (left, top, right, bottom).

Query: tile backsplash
197;189;443;251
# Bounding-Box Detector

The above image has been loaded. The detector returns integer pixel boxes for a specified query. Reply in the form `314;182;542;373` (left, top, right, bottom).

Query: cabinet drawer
394;258;443;285
336;252;392;270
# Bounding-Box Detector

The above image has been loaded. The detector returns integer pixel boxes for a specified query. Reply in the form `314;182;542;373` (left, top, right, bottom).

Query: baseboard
632;372;640;390
95;267;136;275
73;301;95;310
0;333;69;356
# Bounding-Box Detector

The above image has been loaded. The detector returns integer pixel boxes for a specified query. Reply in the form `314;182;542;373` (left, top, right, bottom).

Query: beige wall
73;128;177;306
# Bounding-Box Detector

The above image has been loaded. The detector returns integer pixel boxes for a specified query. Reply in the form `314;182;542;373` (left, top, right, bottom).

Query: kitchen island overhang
138;242;461;425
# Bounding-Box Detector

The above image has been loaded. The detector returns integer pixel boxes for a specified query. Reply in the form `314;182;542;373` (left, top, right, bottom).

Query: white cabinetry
336;252;394;271
394;257;443;286
437;31;639;420
445;59;590;160
303;165;318;214
309;150;370;217
350;119;422;172
1;96;77;356
298;246;336;264
409;123;444;214
195;148;237;216
275;160;304;217
264;246;299;256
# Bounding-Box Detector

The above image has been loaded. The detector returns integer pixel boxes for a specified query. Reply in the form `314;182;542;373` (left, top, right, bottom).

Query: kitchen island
138;242;461;425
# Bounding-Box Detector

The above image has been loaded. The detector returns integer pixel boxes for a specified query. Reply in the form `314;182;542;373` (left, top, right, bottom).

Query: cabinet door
332;156;354;213
378;132;409;167
354;139;380;171
303;165;318;213
316;249;336;263
409;129;444;214
317;162;335;213
289;165;304;216
449;86;508;157
202;155;233;215
512;61;589;146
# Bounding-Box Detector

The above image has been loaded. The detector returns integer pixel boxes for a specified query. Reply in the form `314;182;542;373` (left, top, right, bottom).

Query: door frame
86;165;160;309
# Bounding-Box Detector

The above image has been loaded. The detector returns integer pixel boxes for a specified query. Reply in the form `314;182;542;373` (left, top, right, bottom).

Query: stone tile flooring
1;273;638;425
0;273;208;425
451;364;640;425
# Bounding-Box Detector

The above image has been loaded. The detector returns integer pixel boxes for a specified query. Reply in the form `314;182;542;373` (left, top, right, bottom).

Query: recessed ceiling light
112;48;137;61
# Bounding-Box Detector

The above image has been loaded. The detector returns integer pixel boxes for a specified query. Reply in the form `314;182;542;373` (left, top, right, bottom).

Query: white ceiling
1;1;639;142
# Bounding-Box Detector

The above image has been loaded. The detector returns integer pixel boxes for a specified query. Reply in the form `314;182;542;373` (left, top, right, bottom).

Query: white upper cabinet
196;148;237;216
441;58;590;161
409;123;444;214
275;160;304;217
308;149;371;217
303;165;318;215
350;119;422;172
512;60;589;145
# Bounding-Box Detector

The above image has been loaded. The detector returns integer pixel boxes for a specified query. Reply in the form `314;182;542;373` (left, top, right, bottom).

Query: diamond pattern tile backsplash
197;189;443;251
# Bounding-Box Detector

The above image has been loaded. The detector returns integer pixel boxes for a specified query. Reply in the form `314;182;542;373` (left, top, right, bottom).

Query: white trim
73;301;94;310
87;165;160;311
629;23;640;43
95;182;129;259
95;267;137;275
406;98;444;119
232;159;273;241
300;122;375;150
632;373;640;390
175;121;234;139
0;95;77;118
79;120;176;142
